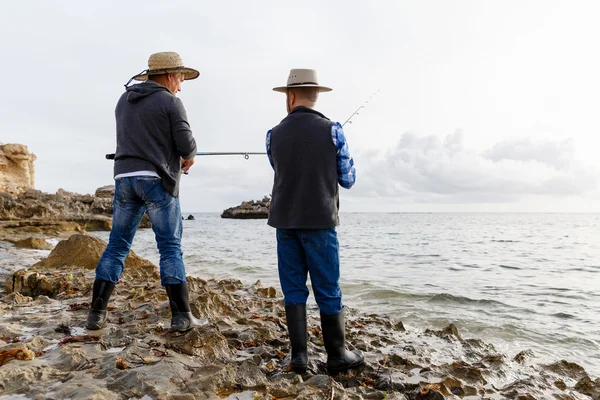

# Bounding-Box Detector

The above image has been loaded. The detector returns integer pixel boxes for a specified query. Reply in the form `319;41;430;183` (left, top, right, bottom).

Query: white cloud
352;131;596;204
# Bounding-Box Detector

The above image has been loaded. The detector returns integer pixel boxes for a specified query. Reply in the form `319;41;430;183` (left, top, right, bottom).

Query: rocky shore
221;197;270;219
1;235;599;400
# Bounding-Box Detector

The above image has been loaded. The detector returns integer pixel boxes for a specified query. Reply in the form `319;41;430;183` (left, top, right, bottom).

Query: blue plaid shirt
266;122;356;189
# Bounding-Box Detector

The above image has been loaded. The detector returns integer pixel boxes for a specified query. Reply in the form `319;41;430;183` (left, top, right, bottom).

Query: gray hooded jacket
113;80;197;197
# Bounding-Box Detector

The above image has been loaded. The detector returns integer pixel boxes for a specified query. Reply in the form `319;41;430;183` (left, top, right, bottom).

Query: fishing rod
104;152;264;160
342;89;379;127
105;90;379;160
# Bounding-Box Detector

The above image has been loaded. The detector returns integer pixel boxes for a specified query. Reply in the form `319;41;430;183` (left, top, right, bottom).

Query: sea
14;212;600;376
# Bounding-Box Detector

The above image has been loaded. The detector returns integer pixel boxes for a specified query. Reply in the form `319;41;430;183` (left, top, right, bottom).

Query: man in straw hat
266;69;364;375
87;52;205;332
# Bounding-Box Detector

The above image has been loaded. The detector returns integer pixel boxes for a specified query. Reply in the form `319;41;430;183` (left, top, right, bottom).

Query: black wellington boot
321;309;365;375
285;303;308;374
86;279;116;330
165;283;207;332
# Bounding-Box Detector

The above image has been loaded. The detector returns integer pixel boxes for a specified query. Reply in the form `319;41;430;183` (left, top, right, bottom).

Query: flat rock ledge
0;186;151;240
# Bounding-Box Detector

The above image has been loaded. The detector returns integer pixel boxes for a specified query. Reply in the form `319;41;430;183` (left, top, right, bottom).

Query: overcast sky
1;0;599;212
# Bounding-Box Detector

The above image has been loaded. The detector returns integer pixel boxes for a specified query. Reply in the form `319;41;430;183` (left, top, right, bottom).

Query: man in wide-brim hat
87;52;205;333
266;69;364;375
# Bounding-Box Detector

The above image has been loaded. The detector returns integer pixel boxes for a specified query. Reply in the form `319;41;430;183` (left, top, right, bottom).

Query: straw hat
132;52;200;82
273;69;332;93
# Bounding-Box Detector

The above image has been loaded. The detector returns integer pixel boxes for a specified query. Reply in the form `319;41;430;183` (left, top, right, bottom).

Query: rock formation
0;144;36;195
5;234;157;298
221;196;270;219
1;235;599;399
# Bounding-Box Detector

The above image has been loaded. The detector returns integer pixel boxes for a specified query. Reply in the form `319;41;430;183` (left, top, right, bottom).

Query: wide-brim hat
133;52;199;82
273;69;332;93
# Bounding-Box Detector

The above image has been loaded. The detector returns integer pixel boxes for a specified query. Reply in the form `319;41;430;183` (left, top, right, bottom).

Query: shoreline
0;235;599;399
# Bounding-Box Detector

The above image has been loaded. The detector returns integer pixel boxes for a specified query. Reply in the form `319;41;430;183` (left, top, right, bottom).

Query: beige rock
1;292;33;304
0;144;36;195
94;185;115;199
5;234;158;297
33;233;155;272
11;237;53;250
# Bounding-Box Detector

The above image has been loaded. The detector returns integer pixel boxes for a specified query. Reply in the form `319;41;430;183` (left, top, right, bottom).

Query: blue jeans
276;228;343;315
95;176;186;286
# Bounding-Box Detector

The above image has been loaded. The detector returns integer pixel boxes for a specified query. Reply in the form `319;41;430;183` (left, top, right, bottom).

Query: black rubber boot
285;304;308;374
321;309;365;375
86;279;116;330
165;283;207;332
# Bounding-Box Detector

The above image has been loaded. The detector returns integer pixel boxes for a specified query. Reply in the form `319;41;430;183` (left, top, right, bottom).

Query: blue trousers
95;176;187;286
276;228;343;315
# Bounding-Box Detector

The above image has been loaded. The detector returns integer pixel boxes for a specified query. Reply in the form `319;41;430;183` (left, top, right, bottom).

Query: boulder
32;234;155;271
0;143;36;195
5;234;158;297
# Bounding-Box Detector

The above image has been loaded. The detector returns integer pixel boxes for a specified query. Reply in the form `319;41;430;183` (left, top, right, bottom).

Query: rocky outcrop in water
0;144;36;195
221;196;270;219
0;236;598;399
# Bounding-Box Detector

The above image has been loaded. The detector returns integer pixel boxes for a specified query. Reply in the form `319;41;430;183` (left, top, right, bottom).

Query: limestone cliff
0;144;36;195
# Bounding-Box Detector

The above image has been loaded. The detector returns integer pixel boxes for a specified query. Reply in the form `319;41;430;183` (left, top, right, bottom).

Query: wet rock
186;364;236;393
480;353;506;367
234;361;268;388
106;369;169;399
10;237;53;250
164;325;230;361
373;374;405;392
335;373;362;388
441;361;487;384
438;377;477;397
54;346;92;371
500;379;541;399
266;375;299;398
352;386;387;399
303;374;332;390
186;214;195;220
100;327;134;348
545;360;589;381
385;354;422;370
415;386;445;400
425;323;462;341
46;381;122;400
2;292;33;304
513;349;534;364
554;379;567;390
575;376;600;399
394;320;406;332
